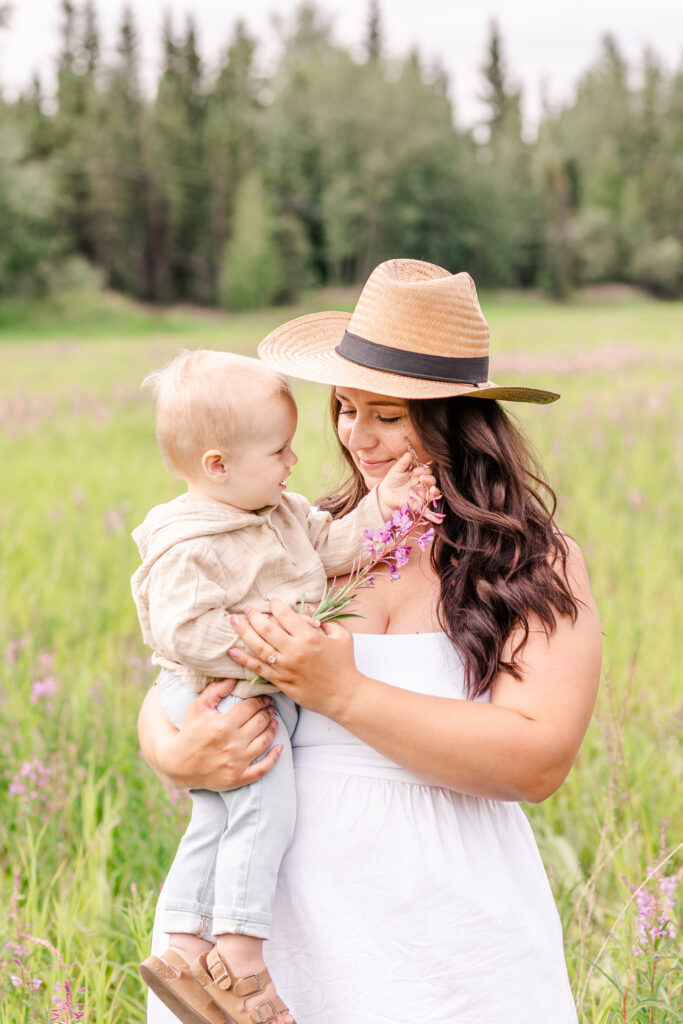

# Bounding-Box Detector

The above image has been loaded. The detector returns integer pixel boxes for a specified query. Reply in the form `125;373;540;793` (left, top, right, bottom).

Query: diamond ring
267;653;278;665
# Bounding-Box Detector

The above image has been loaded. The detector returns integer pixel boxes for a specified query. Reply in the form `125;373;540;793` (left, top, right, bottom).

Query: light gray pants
159;671;298;940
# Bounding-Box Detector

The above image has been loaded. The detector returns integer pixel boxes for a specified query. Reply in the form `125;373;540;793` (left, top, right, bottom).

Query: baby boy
131;349;425;1024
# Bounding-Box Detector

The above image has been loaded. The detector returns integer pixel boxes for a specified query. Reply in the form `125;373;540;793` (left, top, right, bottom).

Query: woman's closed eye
339;408;404;424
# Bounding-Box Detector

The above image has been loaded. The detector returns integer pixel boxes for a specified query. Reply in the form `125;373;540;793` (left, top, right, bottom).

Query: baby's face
223;393;299;511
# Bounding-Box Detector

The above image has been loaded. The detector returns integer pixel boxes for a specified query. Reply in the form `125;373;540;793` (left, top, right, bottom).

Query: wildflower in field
30;676;57;704
104;506;125;532
163;780;191;819
4;637;28;666
8;757;61;812
51;979;85;1022
38;650;55;671
632;864;678;958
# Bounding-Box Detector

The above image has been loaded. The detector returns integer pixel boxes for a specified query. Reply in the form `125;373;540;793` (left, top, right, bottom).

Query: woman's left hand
228;599;361;718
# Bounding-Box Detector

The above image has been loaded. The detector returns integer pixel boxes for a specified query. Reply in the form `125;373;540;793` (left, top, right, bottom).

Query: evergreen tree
366;0;382;62
205;22;262;291
0;116;58;295
479;20;521;140
52;0;101;262
263;5;333;284
476;21;539;286
149;14;211;301
218;171;283;309
95;6;154;297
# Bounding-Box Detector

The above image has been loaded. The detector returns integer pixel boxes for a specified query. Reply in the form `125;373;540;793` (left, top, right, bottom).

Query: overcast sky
2;0;681;131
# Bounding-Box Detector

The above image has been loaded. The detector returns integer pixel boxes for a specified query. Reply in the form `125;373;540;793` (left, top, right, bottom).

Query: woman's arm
138;678;282;791
228;539;601;803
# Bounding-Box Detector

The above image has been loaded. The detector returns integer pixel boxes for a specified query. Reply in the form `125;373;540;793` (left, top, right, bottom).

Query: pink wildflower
393;546;410;568
104;507;125;532
377;523;394;543
391;507;413;532
417;528;435;552
632;861;678;957
30;676;57;703
5;638;28;665
51;979;85;1022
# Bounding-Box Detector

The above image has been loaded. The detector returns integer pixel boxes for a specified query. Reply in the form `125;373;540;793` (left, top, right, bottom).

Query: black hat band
335;330;489;385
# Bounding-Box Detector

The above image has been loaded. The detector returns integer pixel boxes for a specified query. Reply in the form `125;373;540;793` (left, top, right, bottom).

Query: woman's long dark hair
319;392;579;698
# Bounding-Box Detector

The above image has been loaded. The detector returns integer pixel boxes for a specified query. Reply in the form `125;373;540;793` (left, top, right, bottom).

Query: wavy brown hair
319;392;579;698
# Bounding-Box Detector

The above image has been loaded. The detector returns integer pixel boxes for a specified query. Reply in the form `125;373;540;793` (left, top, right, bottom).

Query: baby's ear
201;449;228;481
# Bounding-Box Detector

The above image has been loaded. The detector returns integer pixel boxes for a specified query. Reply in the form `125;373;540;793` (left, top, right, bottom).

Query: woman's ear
201;449;229;482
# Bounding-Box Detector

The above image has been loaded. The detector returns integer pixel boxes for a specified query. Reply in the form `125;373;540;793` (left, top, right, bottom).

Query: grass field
0;286;681;1022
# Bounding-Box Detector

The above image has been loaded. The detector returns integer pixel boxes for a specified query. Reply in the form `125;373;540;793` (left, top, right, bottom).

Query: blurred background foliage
1;0;683;306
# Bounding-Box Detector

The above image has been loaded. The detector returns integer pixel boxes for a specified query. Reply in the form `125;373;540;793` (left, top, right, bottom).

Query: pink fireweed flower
391;507;413;532
631;860;678;957
104;507;125;532
417;528;435;552
9;757;57;810
313;501;438;619
4;638;28;665
30;676;57;703
51;979;85;1022
251;499;440;686
393;546;410;568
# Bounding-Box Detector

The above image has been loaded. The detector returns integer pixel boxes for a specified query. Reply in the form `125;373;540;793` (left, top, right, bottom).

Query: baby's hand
376;451;442;521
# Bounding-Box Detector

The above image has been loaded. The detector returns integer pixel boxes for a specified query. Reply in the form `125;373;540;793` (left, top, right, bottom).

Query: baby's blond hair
142;349;293;480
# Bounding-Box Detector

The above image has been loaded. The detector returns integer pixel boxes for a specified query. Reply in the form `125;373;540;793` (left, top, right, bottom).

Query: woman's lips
358;457;392;471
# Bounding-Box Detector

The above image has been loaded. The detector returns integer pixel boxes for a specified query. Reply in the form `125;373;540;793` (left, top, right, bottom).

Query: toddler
131;350;431;1024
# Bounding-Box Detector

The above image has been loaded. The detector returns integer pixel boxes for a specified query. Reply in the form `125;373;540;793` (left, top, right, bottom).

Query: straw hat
258;258;559;403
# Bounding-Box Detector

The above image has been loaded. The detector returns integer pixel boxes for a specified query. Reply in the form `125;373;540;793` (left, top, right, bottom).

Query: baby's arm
302;454;439;576
146;544;247;678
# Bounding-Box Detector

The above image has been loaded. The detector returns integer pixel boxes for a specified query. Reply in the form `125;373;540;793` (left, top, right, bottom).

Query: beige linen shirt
131;489;385;697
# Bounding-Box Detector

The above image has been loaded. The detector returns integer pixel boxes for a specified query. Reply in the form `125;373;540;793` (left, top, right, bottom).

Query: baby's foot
243;977;295;1024
195;937;295;1024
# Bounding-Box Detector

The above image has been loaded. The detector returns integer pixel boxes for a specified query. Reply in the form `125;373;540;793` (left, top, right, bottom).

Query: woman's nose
348;417;376;450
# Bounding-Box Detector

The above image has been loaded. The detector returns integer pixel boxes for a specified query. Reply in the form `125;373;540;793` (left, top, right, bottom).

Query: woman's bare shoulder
552;531;597;609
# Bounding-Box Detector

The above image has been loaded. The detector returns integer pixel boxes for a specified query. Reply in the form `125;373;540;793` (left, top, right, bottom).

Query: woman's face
334;387;429;488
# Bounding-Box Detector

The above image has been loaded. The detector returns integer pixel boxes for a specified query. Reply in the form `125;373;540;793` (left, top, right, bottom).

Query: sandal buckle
208;956;232;990
251;1001;277;1023
234;971;266;997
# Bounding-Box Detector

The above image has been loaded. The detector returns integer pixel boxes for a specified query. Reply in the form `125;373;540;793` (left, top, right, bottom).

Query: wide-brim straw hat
258;258;559;403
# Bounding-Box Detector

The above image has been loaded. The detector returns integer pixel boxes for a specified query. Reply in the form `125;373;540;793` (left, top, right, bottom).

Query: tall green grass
0;290;680;1022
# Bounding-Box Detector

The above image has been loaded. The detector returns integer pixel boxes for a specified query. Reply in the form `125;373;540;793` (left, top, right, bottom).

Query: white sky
1;0;681;132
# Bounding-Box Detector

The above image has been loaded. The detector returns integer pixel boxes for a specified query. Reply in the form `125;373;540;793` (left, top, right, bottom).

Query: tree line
1;1;682;306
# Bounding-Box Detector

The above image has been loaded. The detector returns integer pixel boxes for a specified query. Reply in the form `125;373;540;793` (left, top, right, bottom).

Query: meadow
0;286;681;1022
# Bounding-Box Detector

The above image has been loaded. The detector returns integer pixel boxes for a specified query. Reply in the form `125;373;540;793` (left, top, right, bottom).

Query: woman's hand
137;677;281;791
228;600;362;719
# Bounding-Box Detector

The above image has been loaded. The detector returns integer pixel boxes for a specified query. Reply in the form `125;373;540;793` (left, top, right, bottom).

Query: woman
139;259;602;1024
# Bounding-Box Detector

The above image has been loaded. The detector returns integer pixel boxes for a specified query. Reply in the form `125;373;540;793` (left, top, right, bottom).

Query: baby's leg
209;693;297;1024
162;785;226;957
157;674;236;962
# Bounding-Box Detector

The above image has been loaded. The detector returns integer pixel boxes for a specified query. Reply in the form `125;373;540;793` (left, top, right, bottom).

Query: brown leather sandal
139;948;227;1024
192;948;290;1024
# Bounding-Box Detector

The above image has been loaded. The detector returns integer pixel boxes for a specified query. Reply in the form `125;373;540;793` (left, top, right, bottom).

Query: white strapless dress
149;633;578;1024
